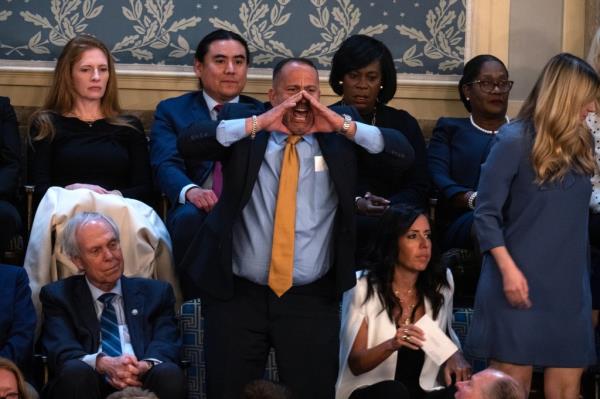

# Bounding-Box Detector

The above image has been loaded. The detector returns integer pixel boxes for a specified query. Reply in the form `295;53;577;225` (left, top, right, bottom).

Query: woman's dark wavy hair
458;54;508;112
329;34;397;104
362;205;449;323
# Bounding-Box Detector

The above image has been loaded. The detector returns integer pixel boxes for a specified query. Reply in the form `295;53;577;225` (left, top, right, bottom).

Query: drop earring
380;85;383;89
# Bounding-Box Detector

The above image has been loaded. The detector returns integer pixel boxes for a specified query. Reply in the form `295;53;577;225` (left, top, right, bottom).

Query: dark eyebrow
213;54;246;60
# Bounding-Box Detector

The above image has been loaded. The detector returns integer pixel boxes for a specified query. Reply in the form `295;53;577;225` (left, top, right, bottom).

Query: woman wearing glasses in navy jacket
427;55;512;252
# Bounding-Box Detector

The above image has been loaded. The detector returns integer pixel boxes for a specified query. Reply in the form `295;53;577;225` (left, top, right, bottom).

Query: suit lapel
121;277;145;358
240;130;269;205
74;278;101;352
192;91;212;121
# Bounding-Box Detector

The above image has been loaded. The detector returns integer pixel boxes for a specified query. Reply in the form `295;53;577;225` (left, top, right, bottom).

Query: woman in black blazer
329;35;430;263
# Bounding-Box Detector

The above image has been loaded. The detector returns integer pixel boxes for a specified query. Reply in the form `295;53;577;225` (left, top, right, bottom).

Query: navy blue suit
149;91;263;270
0;265;36;373
176;103;414;399
40;275;183;399
427;117;495;250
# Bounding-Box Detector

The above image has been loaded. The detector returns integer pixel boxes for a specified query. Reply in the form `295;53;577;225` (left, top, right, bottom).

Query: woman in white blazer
336;205;470;399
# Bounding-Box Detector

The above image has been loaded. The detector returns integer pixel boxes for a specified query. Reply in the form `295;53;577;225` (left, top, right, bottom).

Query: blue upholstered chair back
179;299;279;399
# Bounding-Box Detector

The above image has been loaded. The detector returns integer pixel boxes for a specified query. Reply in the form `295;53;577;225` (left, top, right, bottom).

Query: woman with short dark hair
330;35;430;263
427;54;512;251
330;34;430;210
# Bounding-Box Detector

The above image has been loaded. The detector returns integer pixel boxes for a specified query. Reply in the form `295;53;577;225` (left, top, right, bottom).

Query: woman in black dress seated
28;35;152;204
0;96;22;260
336;205;470;399
329;35;430;262
427;55;512;251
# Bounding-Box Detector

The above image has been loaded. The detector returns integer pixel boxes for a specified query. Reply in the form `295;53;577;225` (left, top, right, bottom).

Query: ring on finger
402;334;409;341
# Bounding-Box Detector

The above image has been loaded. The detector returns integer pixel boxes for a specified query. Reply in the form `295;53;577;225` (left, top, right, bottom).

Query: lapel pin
131;309;138;316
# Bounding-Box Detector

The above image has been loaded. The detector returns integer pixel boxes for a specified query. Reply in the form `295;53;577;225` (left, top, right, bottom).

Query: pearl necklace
469;114;510;135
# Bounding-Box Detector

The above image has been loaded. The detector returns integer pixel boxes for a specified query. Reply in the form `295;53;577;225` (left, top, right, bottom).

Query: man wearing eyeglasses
428;55;513;251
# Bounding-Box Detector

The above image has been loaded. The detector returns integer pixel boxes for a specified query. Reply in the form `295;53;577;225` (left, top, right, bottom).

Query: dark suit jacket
149;91;263;205
176;103;415;300
0;265;36;371
40;275;181;374
332;102;430;209
0;97;20;202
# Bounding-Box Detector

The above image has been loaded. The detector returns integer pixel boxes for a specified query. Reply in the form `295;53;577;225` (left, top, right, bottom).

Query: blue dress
427;118;496;250
466;121;595;366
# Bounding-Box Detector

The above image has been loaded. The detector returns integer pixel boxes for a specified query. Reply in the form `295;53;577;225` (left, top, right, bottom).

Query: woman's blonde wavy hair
0;357;31;399
517;53;600;184
30;34;133;141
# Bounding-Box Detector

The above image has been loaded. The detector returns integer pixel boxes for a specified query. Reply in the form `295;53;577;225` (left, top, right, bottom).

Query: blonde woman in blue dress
466;53;599;399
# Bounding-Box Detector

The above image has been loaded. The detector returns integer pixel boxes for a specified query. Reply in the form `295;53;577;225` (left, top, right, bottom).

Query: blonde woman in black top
29;35;151;204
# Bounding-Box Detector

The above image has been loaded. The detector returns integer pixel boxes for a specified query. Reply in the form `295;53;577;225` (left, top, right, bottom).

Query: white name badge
314;155;328;172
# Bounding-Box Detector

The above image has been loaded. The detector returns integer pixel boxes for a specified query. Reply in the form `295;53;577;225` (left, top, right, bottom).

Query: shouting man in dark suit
40;212;184;399
177;58;415;399
150;29;263;284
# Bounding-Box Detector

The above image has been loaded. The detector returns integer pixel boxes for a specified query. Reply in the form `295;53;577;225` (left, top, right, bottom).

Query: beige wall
508;0;564;101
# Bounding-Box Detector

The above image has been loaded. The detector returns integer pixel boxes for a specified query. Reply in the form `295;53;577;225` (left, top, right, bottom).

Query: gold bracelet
250;115;258;139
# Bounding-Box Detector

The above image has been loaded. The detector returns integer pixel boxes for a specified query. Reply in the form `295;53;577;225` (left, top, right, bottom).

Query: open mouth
291;107;310;121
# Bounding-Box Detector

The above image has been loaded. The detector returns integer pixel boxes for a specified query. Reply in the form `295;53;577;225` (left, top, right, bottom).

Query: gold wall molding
467;0;510;64
563;0;586;57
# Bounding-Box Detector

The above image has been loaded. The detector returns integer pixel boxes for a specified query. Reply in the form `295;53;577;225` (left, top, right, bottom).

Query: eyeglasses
467;80;514;94
0;393;20;399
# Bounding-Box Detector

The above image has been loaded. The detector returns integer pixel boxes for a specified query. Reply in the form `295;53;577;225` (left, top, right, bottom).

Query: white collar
202;91;240;113
86;277;122;302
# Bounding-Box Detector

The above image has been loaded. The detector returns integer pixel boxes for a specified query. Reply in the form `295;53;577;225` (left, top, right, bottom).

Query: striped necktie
98;293;122;357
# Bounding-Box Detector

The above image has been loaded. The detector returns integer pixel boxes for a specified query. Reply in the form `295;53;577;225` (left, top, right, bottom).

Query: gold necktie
268;135;302;297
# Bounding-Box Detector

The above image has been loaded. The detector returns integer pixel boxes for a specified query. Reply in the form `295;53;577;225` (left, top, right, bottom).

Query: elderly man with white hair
39;212;185;399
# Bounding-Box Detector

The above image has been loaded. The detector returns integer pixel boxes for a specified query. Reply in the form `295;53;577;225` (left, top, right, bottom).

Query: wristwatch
339;114;352;135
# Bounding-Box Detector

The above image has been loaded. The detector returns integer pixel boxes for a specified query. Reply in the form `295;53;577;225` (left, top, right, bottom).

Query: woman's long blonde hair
0;357;31;399
517;53;600;183
30;34;130;141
